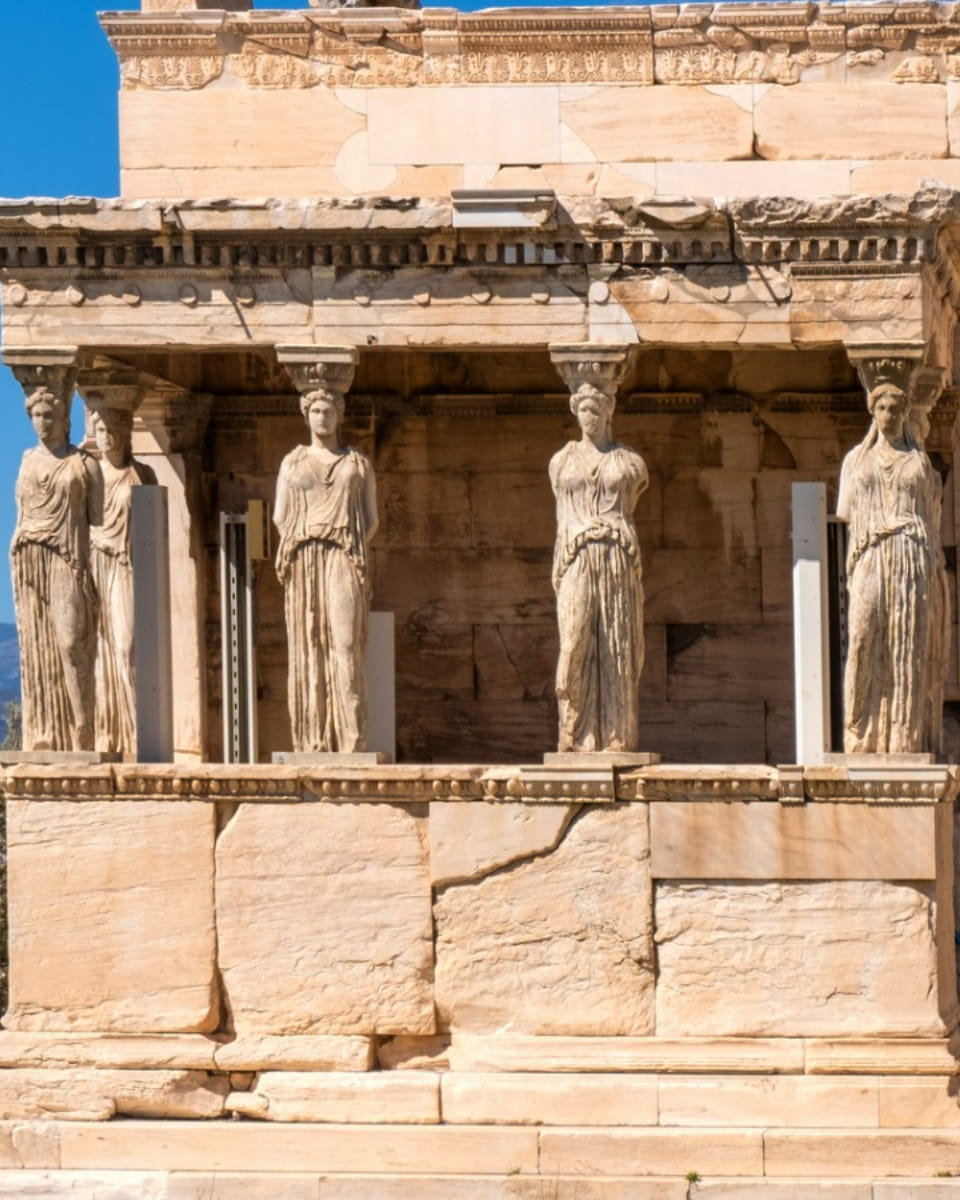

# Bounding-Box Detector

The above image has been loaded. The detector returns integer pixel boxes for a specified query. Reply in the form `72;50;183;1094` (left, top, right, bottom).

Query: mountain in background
0;624;20;743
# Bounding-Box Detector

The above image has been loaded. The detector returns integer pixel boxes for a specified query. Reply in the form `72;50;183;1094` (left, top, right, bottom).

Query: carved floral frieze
100;3;960;90
120;54;224;90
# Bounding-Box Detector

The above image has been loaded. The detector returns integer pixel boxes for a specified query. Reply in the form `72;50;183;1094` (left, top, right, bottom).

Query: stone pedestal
1;760;958;1194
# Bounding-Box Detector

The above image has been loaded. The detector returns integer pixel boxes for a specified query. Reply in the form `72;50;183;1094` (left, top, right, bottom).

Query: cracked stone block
429;802;574;886
0;1069;227;1121
216;802;434;1036
656;880;944;1037
434;804;654;1035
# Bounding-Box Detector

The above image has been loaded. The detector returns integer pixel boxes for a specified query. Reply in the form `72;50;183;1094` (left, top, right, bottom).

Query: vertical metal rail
826;516;849;754
219;511;258;764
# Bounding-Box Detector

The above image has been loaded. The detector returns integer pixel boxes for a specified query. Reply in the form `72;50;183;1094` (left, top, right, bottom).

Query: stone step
4;1121;960;1180
3;1175;960;1200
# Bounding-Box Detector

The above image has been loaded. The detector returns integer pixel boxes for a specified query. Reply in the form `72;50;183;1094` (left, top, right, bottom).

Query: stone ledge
447;1035;960;1076
1;762;954;805
10;1172;960;1199
0;1034;219;1071
51;1121;541;1173
0;1172;694;1199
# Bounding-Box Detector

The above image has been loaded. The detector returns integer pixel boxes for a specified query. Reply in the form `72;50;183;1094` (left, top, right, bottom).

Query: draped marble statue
549;346;648;753
838;354;947;756
10;359;102;751
86;399;157;755
274;349;378;753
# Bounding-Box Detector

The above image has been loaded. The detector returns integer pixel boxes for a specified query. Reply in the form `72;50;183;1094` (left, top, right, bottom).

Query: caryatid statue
80;385;158;756
839;347;948;756
274;345;378;754
5;349;102;751
548;344;648;753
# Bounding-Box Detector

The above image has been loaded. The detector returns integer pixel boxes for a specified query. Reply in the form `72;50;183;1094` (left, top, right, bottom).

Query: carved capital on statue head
3;346;79;418
277;344;358;413
911;365;947;412
77;367;145;417
846;341;926;407
907;364;947;448
549;343;633;404
77;368;146;451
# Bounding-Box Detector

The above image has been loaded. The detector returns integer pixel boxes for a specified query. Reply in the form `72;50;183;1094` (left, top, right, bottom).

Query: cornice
101;2;960;89
1;191;959;279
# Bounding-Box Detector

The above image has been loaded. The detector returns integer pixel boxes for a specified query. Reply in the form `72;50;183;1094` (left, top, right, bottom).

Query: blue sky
0;0;627;623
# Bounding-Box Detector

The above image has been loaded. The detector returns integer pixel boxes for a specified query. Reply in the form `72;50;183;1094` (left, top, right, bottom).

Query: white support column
132;485;174;763
366;612;396;761
133;390;211;762
792;482;831;765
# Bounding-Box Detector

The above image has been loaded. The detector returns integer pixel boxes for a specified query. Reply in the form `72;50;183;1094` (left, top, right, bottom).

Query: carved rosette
548;343;633;406
277;344;359;408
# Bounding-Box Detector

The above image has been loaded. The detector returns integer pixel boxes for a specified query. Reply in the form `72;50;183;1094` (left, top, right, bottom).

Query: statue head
867;382;909;443
86;397;134;462
301;387;345;441
571;383;615;442
25;384;70;449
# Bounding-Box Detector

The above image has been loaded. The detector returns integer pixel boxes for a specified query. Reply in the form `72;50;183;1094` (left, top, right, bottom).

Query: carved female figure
838;380;946;754
274;385;378;753
550;382;648;752
87;402;157;755
11;372;102;751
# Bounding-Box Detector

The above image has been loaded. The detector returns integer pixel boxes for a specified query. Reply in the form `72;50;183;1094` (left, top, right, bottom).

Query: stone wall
105;4;960;201
0;761;956;1136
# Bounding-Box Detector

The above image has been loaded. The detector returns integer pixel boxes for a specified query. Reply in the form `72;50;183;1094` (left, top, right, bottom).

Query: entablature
1;189;957;358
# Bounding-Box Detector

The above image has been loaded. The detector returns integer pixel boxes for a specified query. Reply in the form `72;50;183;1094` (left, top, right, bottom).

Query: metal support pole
132;485;174;762
792;482;831;764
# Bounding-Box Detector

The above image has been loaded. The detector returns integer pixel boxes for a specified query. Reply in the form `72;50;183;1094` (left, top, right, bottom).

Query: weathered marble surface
215;801;434;1035
227;1071;439;1124
435;804;654;1036
655;880;944;1037
5;800;217;1033
0;1070;226;1122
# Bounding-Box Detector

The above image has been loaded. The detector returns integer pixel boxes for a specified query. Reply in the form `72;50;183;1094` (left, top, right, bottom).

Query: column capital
912;364;948;413
276;344;358;400
3;346;79;402
77;366;145;416
845;341;926;399
548;343;633;400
